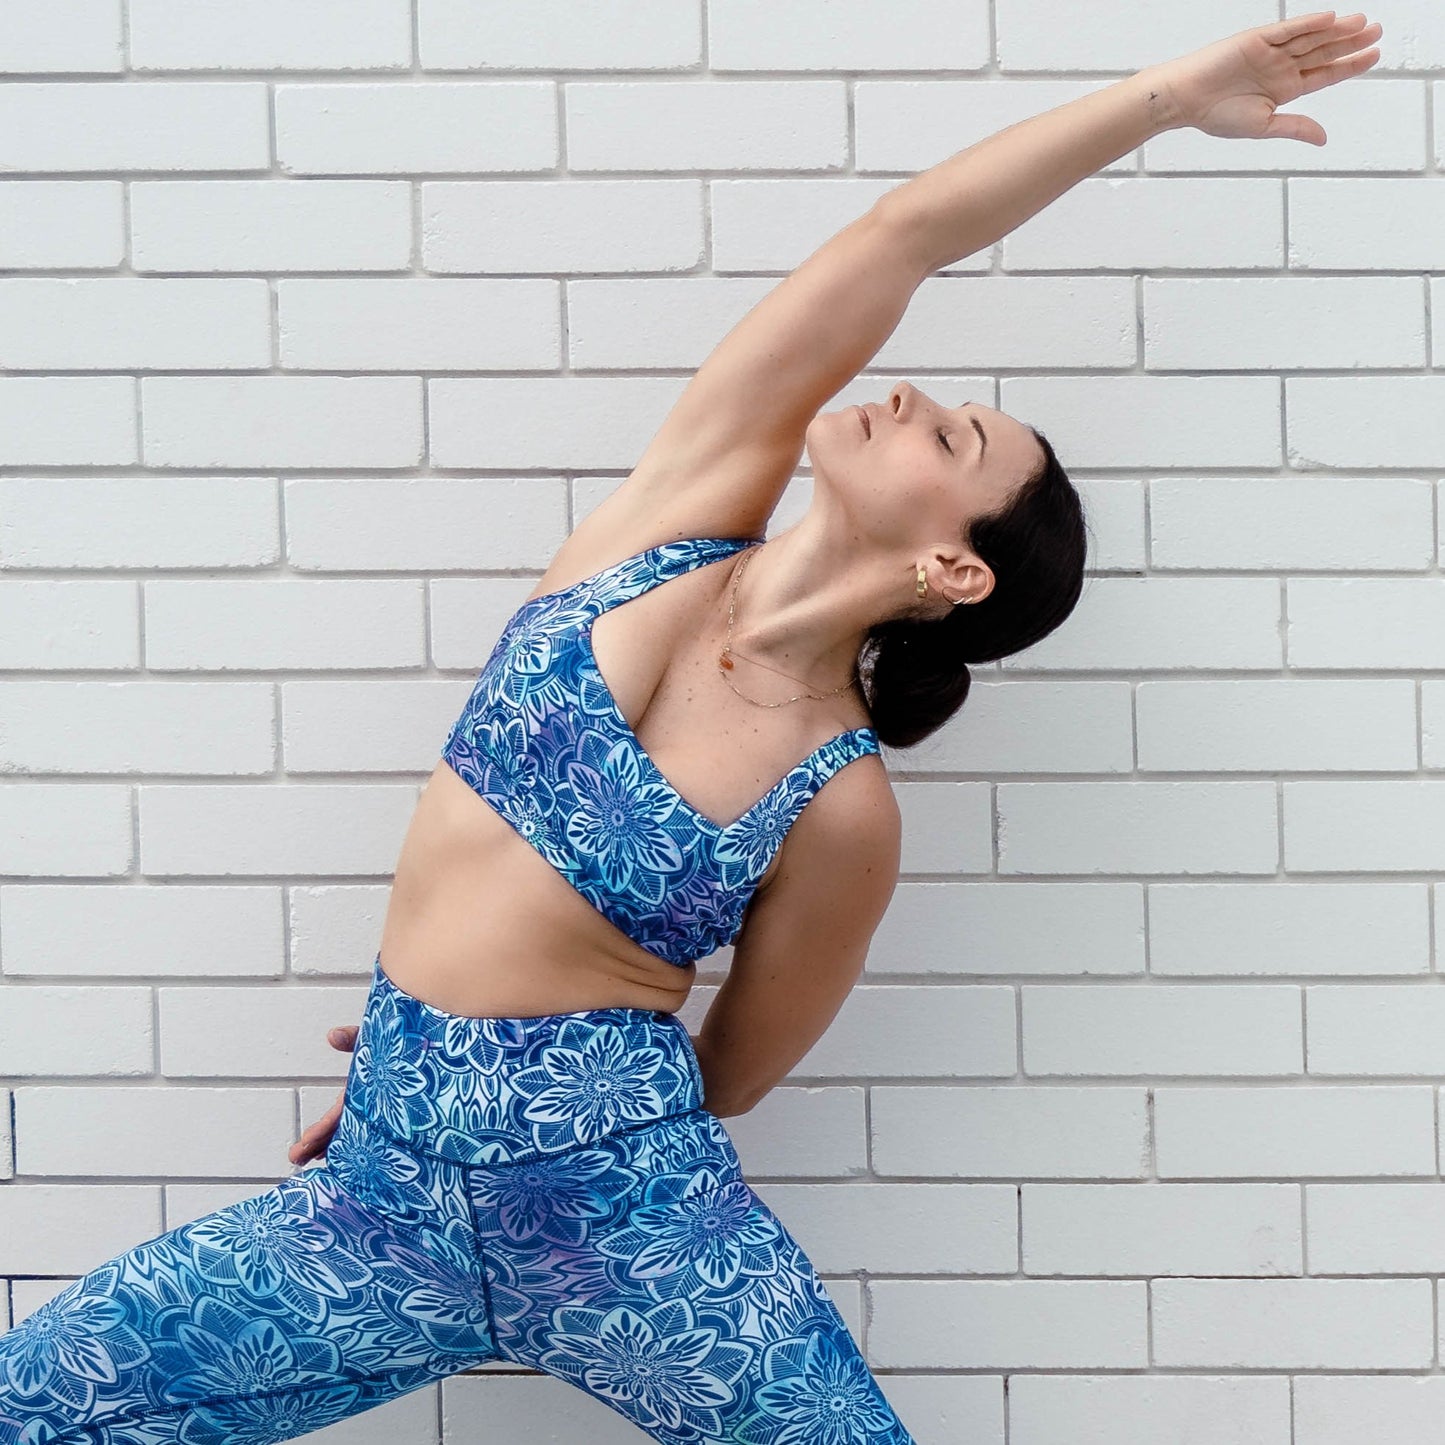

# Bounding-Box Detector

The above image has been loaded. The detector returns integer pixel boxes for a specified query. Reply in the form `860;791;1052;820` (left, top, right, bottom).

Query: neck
723;502;902;695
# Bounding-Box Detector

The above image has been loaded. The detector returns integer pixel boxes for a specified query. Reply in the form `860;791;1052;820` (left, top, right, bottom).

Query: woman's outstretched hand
287;1024;358;1168
1153;10;1382;145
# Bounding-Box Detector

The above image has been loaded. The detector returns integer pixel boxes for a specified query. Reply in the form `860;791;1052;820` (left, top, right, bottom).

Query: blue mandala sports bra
440;534;882;967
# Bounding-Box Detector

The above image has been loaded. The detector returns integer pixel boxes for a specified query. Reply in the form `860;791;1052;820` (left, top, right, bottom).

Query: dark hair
857;427;1086;749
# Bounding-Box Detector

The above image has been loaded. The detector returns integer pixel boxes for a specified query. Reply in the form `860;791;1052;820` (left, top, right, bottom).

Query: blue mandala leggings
0;956;915;1444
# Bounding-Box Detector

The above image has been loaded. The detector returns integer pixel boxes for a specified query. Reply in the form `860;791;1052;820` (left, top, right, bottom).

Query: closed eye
936;427;952;455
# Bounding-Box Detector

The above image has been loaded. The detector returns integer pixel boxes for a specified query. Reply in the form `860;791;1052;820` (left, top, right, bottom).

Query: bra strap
583;535;757;619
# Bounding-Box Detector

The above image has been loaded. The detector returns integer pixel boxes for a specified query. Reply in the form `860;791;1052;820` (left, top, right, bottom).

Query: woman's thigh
470;1108;916;1445
0;1139;499;1445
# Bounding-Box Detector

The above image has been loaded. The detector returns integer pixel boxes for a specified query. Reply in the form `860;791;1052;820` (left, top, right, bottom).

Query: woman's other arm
692;763;901;1119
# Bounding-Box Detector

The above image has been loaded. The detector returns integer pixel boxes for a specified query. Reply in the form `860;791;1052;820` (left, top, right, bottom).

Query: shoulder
758;745;900;902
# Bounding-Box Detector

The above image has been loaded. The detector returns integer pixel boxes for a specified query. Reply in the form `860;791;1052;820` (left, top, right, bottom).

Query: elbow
701;1085;759;1120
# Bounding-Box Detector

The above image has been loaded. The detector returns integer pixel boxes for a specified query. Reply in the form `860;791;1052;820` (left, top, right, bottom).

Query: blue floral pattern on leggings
0;959;914;1444
439;534;882;967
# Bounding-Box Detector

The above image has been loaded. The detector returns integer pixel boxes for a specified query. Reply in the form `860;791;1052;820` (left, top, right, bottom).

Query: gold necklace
716;544;860;708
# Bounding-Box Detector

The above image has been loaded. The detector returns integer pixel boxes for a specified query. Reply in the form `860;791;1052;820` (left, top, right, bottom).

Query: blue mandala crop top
440;534;882;967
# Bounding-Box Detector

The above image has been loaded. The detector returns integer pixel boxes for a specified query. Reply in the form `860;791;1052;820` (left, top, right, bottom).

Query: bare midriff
376;758;705;1020
374;549;869;1022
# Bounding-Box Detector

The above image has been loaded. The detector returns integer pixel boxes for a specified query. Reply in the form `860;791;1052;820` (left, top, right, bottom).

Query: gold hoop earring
915;565;927;599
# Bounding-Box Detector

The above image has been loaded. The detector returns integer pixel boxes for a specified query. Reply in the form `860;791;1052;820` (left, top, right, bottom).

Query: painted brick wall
1;1;1442;1440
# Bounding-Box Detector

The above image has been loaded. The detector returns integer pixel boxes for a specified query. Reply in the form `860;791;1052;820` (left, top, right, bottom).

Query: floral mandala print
441;534;881;965
0;961;915;1444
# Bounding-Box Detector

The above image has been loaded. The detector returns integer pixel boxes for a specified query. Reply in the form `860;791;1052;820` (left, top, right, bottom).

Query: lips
856;404;870;438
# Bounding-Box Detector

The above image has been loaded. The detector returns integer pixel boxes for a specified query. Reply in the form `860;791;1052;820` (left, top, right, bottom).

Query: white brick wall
1;1;1440;1439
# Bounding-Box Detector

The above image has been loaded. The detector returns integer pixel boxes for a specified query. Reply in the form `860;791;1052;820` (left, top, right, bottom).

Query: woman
0;12;1380;1444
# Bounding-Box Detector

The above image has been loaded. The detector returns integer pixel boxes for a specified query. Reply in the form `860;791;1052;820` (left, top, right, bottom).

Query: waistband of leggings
341;952;706;1166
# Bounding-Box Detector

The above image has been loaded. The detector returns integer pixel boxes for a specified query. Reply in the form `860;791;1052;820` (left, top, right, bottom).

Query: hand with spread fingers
287;1024;357;1168
1152;9;1382;145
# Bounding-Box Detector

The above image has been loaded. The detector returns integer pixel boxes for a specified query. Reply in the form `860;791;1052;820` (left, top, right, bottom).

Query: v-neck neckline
577;537;877;834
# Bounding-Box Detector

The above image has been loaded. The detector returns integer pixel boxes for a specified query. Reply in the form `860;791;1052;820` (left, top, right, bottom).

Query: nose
888;380;918;419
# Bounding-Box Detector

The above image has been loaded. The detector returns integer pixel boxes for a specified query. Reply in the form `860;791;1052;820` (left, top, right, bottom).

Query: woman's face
806;381;1040;551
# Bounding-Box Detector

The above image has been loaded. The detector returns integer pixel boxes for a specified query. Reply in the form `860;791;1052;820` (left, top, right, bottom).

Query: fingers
327;1024;359;1053
288;1092;345;1167
1298;38;1382;95
1266;10;1339;48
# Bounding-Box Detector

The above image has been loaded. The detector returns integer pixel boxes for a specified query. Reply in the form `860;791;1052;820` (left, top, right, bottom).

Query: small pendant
718;650;734;670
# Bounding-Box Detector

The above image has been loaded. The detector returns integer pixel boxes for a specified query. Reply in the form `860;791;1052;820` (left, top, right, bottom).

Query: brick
1285;780;1445;874
282;680;470;773
15;1086;295;1177
711;0;987;71
1000;375;1280;469
884;681;1132;777
0;985;152;1075
276;83;557;175
0;378;137;467
1308;985;1445;1075
1149;883;1428;978
159;985;368;1077
278;279;560;371
790;985;1015;1079
0;476;279;571
1137;680;1417;773
0;0;123;73
423;179;703;274
132;180;412;274
0;278;270;371
1153;1278;1432;1370
1308;1182;1445;1275
870;881;1145;978
567;277;769;370
285;477;566;573
1150;476;1432;572
0;1093;10;1179
725;1088;867;1177
1144;276;1424;371
427;572;546;667
141;377;424;470
566;81;846;171
1291;177;1445;270
129;0;411;71
0;82;269;171
754;1181;1015;1273
1022;1181;1302;1277
0;785;131;877
428;377;684;469
897;780;991;876
145;577;423;670
1021;983;1301;1076
288;886;391;977
1005;176;1283;270
997;780;1278;875
419;0;699;69
291;1389;439;1444
0;182;124;269
1289;577;1445;669
0;681;274;774
871;1086;1148;1178
710;179;907;272
869;1278;1146;1369
1;884;285;978
1008;1376;1288;1445
0;1186;162;1274
1155;1086;1434;1178
1297;1376;1445;1444
0;580;138;669
1291;376;1445;467
138;783;418;877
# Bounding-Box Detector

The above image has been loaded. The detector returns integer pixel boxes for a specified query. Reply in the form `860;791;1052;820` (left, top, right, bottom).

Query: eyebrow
960;405;987;461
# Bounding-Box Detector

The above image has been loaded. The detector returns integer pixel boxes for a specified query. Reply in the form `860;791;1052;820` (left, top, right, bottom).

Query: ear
930;546;994;606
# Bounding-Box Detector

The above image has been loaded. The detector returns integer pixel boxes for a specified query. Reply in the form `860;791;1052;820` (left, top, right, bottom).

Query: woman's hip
341;951;711;1168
